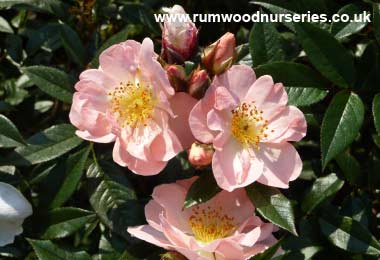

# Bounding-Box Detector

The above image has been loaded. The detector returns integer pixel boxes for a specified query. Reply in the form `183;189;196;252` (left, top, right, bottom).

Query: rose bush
0;1;380;260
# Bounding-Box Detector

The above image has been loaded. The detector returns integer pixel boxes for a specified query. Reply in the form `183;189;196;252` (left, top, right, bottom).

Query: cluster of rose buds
69;4;306;260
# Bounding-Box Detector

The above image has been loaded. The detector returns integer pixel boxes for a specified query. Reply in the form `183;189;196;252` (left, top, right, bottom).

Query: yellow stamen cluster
188;206;235;243
108;81;156;128
230;101;272;149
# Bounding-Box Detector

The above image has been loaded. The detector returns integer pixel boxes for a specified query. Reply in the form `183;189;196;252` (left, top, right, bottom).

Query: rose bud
166;65;187;92
161;5;198;64
188;69;210;99
188;142;214;167
202;32;236;75
161;252;186;260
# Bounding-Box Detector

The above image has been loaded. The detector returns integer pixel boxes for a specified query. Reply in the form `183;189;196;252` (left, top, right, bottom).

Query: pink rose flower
69;38;197;175
161;5;198;63
189;65;307;191
128;177;278;260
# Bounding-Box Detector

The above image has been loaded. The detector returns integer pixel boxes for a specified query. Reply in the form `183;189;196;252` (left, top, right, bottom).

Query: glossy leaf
321;92;364;168
249;21;285;67
184;172;221;209
0;114;25;148
40;207;96;239
0;16;14;33
59;23;86;66
246;183;297;235
331;3;368;39
49;146;91;208
302;173;344;214
87;160;143;239
294;22;355;88
22;66;74;103
335;151;361;185
4;124;83;166
319;214;380;255
28;239;91;260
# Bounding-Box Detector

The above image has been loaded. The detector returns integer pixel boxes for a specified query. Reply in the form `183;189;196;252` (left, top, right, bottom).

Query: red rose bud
161;5;198;64
166;65;187;92
202;32;236;75
161;252;186;260
188;69;210;99
188;142;214;167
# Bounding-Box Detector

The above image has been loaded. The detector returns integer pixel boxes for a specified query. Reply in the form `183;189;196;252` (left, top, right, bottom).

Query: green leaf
0;0;67;16
0;114;25;148
184;172;221;209
5;34;23;62
321;92;364;168
251;2;296;31
40;207;96;239
335;151;361;185
4;124;83;166
119;3;160;35
59;23;86;67
319;214;380;255
0;16;14;33
49;146;90;208
250;238;283;260
301;173;344;214
355;41;380;91
294;22;355;88
331;3;368;39
28;239;91;260
246;183;297;235
341;195;371;228
373;94;380;135
236;43;253;67
249;21;285;67
87;160;142;239
96;229;129;260
255;62;329;106
373;3;380;45
22;66;74;103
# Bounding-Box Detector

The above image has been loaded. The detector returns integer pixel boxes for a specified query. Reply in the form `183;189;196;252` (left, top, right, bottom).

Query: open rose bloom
69;38;196;175
189;65;307;191
128;177;277;260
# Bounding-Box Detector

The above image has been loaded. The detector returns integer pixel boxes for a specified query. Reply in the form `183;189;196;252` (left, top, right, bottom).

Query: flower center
108;81;156;128
230;101;271;149
188;206;235;243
